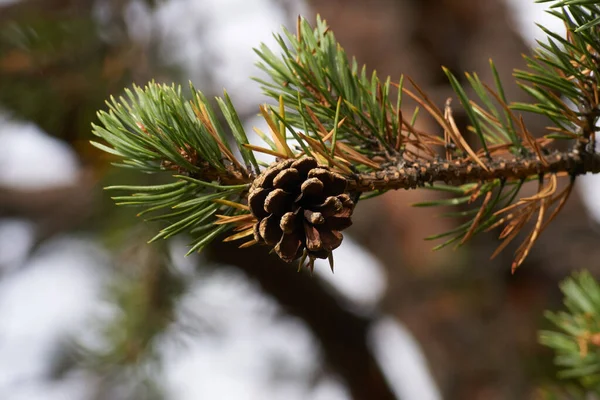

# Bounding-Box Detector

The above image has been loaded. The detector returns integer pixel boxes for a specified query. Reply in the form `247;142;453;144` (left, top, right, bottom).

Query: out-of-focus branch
0;0;96;25
205;239;398;400
0;171;98;244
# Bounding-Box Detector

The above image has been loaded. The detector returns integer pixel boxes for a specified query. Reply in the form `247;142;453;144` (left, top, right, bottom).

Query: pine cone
248;157;355;263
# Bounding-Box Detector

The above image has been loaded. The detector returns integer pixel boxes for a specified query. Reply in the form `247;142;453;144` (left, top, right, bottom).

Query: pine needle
259;104;293;157
460;190;493;245
239;239;257;248
214;214;255;225
223;228;255;242
243;143;290;159
512;196;547;273
444;99;489;171
213;199;250;211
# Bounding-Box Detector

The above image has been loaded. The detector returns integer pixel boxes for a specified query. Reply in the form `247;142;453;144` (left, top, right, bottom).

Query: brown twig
346;150;600;192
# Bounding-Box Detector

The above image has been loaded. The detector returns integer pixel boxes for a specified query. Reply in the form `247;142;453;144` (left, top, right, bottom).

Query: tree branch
347;150;600;192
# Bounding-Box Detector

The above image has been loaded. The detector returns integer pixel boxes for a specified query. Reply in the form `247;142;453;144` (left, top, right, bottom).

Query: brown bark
347;151;600;192
0;171;99;247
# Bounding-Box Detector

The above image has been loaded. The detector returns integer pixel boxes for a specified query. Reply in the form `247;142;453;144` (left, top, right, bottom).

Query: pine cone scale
248;188;270;219
308;168;347;195
280;211;298;234
291;157;318;177
304;209;325;225
273;168;301;190
258;215;282;245
304;221;322;252
326;216;353;231
264;189;292;215
319;229;343;251
314;196;343;217
300;178;324;197
254;159;294;189
275;232;303;262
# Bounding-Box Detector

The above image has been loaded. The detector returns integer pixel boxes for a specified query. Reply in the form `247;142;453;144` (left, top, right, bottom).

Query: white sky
506;0;566;45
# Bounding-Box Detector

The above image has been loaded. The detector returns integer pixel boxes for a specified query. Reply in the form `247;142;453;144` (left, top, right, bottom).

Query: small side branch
347;151;600;192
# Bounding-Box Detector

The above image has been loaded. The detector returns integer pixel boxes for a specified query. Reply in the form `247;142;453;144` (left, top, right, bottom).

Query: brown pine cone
248;156;355;264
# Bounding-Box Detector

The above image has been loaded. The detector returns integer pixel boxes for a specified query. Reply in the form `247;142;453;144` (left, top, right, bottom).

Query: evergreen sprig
540;271;600;394
517;0;600;143
92;83;254;254
93;0;600;270
254;17;405;169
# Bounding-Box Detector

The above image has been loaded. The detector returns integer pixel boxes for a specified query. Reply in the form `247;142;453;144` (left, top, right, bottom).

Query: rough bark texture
348;151;600;192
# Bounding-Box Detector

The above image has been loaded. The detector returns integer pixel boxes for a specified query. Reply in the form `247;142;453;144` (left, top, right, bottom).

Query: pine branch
92;1;600;271
347;150;600;192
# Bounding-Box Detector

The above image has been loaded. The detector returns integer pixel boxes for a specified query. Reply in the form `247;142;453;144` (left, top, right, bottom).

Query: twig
346;150;600;192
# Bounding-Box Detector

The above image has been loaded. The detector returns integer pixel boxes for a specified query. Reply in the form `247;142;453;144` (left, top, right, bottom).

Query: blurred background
0;0;598;399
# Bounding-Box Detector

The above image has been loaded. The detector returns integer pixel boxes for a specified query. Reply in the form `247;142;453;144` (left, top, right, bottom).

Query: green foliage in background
541;271;600;395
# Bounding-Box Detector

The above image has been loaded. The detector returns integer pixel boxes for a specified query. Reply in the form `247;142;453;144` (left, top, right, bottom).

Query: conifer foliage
94;1;600;273
541;271;600;394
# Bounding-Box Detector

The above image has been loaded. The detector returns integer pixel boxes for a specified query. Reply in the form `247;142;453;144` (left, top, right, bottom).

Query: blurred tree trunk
206;240;399;400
